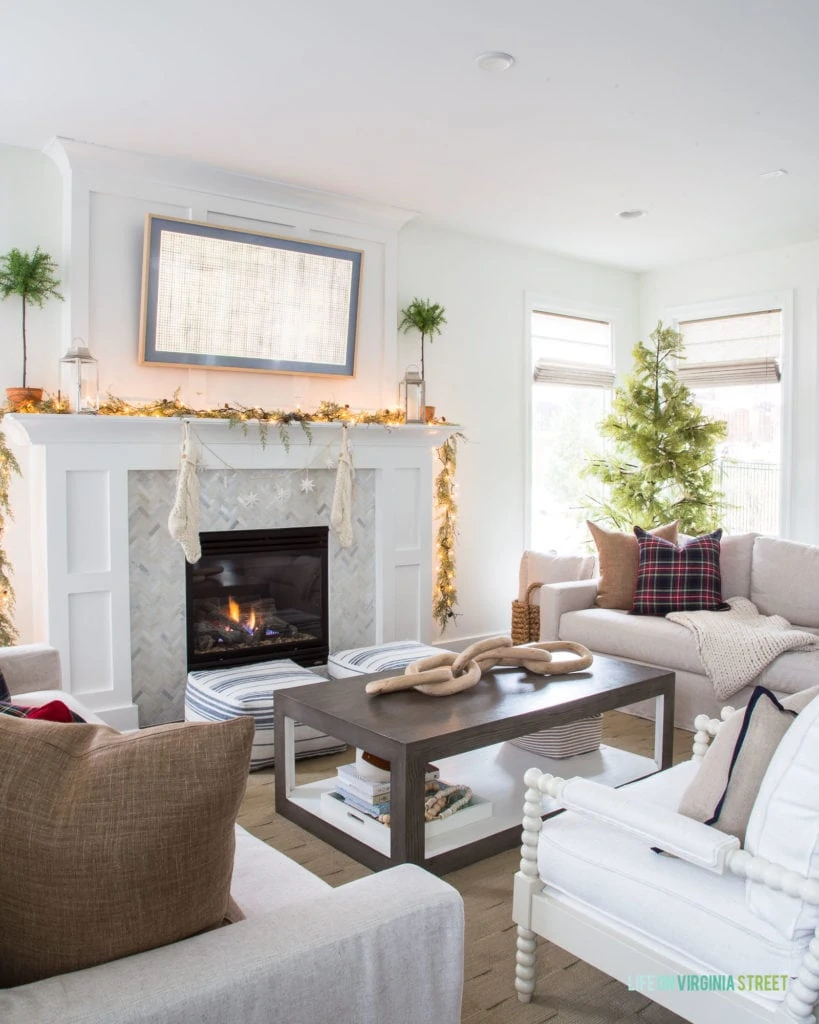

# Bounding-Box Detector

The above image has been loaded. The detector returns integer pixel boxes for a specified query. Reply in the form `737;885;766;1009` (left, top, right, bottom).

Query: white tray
320;791;493;856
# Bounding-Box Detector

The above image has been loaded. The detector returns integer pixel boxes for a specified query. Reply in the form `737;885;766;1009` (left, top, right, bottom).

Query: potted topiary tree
0;246;63;408
398;297;447;421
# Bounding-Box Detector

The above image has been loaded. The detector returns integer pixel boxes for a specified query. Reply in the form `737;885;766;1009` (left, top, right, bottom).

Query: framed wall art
139;215;362;376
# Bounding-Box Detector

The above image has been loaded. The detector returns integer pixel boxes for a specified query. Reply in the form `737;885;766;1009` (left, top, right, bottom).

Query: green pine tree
584;321;727;534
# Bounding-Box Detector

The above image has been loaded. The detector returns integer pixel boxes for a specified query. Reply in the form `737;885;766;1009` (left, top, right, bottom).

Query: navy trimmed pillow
631;526;729;616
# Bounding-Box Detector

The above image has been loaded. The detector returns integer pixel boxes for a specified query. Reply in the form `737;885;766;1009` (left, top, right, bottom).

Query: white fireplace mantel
5;414;456;728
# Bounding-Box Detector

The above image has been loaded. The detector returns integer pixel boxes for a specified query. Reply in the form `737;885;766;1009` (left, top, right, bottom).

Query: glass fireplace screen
186;527;329;670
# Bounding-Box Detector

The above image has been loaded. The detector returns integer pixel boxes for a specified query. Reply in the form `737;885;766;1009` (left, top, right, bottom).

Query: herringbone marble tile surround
128;468;376;726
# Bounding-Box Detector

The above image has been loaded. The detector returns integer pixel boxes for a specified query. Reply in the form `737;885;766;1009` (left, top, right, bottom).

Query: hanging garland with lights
0;394;461;641
433;434;463;633
0;420;21;646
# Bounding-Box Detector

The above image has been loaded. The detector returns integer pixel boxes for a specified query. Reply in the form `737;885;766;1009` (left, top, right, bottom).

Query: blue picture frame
139;215;362;377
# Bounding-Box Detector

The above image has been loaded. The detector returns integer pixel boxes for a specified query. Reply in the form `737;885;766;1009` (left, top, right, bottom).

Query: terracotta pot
424;405;436;423
6;387;43;410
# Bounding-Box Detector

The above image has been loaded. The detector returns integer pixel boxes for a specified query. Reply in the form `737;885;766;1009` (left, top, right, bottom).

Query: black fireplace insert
185;527;329;670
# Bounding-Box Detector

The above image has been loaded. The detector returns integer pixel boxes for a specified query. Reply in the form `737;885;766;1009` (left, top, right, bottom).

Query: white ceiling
3;0;819;271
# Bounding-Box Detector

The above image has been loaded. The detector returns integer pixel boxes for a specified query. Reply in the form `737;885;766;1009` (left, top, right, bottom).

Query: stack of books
333;762;440;820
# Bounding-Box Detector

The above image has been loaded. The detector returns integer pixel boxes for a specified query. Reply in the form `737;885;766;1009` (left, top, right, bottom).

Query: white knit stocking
330;426;354;549
168;422;202;563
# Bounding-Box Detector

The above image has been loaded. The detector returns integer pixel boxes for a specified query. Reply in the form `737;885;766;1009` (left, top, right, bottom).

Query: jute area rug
237;711;692;1024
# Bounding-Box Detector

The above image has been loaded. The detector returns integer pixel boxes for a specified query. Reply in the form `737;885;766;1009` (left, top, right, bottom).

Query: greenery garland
0;394;460;642
0;420;21;646
433;434;462;632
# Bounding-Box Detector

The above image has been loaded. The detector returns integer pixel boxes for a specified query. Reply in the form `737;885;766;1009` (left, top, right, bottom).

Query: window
530;309;615;553
677;309;782;535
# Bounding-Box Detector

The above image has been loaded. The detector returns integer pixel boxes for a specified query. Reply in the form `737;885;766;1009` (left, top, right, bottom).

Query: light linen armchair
512;695;819;1024
0;646;466;1024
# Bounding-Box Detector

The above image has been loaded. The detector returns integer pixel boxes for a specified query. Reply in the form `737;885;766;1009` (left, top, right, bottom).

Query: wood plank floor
237;711;692;1023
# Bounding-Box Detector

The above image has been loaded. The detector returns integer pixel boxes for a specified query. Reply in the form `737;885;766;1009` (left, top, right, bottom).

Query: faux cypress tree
584;321;727;534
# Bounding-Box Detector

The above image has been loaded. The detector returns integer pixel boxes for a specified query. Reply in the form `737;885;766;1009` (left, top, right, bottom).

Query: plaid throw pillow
0;700;86;723
631;527;729;616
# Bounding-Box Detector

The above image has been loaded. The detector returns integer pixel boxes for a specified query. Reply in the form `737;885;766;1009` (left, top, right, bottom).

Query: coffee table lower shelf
284;740;658;869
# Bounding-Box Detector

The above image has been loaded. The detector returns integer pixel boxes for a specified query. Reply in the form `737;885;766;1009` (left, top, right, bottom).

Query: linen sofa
536;534;819;727
0;645;465;1024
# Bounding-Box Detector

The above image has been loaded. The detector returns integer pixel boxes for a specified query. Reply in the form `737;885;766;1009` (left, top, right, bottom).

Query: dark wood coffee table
274;655;674;874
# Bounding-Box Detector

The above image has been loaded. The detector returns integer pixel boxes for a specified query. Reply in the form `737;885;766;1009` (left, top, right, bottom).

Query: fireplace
4;415;453;729
185;527;329;670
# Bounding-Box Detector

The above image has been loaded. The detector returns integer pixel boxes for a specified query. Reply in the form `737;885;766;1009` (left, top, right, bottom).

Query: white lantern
399;366;425;423
59;339;99;413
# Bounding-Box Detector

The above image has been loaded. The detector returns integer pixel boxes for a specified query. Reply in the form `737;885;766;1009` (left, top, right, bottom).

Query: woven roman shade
533;359;616;388
677;357;781;387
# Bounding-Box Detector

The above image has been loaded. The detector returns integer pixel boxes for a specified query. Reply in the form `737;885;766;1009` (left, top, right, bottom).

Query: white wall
7;139;816;645
0;144;63;642
0;144;63;393
0;141;641;643
640;242;819;545
0;142;641;643
398;222;639;638
45;139;411;412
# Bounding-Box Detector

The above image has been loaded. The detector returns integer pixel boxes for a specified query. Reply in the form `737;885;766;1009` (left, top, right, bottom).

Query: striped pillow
631;527;729;616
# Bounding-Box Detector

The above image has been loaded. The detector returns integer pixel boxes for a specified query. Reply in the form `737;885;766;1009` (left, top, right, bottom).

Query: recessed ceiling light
618;209;647;220
760;168;789;179
475;51;515;72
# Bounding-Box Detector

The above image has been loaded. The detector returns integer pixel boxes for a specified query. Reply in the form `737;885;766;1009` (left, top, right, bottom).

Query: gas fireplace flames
227;596;256;634
192;593;315;655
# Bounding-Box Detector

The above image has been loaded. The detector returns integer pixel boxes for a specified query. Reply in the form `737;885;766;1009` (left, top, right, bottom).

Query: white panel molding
47;138;418;228
43;136;418;411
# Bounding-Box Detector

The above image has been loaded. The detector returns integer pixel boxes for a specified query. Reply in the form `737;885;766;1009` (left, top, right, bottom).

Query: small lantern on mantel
59;339;99;414
400;365;425;423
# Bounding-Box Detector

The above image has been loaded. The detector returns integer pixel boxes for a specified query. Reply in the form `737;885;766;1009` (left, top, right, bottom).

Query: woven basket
510;582;542;644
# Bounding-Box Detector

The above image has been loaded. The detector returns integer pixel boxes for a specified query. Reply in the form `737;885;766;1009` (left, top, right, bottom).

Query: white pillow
719;532;758;599
744;689;819;940
676;531;757;599
751;536;819;628
518;550;596;605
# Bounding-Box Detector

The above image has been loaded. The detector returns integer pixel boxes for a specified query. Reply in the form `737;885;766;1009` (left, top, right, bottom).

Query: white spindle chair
513;699;819;1024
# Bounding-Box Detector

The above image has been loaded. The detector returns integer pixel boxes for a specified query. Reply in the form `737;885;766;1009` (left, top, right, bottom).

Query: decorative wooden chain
365;636;593;697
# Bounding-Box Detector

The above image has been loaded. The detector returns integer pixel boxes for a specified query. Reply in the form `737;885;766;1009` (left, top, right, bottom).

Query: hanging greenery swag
0;424;20;646
433;434;463;632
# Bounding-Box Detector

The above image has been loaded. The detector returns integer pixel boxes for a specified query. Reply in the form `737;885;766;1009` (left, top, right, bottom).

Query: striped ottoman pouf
185;660;346;771
509;714;603;759
327;640;447;679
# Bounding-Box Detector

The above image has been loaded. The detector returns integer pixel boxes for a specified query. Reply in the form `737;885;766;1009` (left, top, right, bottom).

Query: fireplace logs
193;597;313;655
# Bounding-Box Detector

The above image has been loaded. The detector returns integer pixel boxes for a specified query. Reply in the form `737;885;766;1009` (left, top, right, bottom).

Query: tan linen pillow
587;520;679;609
678;685;819;844
0;714;254;987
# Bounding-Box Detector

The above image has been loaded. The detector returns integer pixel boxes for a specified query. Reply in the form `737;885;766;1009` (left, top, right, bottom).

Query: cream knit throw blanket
667;596;819;699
